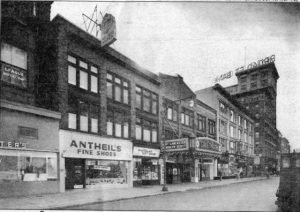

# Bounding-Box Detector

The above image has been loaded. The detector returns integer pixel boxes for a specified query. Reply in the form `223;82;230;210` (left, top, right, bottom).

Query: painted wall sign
101;13;117;47
133;147;160;158
59;130;132;161
214;55;275;84
1;62;27;88
162;138;189;152
0;141;27;149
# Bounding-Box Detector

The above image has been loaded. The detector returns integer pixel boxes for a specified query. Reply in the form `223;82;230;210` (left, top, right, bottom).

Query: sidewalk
0;176;267;210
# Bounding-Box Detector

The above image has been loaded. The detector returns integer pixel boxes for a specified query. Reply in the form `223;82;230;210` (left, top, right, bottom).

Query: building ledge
0;99;61;120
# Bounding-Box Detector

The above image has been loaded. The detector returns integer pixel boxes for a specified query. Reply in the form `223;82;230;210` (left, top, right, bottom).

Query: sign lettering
1;63;27;88
162;138;189;152
101;13;117;47
0;141;27;149
133;147;160;158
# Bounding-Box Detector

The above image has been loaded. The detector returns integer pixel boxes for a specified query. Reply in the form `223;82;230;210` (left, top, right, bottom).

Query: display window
86;159;128;186
133;158;159;181
0;150;58;182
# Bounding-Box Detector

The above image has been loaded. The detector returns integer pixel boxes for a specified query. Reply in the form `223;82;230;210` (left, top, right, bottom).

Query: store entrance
65;158;85;189
166;163;191;184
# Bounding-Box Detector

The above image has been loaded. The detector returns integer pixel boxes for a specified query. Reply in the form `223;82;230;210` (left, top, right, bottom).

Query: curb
52;177;268;210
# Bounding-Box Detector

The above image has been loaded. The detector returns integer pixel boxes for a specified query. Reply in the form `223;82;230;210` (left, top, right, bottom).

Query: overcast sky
51;2;300;150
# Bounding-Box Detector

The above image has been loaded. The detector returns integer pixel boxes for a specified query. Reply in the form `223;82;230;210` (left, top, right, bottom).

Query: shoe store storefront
59;130;133;191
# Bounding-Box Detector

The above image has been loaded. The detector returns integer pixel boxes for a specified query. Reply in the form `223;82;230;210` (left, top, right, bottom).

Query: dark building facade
36;14;162;190
159;73;220;184
225;62;279;170
0;1;61;197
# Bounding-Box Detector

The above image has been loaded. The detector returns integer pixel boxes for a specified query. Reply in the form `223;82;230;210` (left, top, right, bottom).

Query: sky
51;2;300;150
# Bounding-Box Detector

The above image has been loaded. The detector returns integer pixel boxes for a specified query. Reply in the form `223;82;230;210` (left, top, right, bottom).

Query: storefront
132;146;160;186
60;130;132;190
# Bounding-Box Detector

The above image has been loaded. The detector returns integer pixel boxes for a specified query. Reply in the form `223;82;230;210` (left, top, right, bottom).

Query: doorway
65;158;85;189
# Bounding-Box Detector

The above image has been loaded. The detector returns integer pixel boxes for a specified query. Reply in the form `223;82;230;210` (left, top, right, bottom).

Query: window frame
197;114;206;132
106;109;130;139
208;119;216;136
181;107;194;127
135;117;158;143
136;85;158;115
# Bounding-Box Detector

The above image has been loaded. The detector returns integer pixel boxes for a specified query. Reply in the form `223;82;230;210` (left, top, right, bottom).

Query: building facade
0;1;62;197
196;84;255;177
225;62;279;170
159;73;220;184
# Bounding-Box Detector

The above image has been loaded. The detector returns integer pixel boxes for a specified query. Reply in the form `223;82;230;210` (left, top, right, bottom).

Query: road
68;177;279;211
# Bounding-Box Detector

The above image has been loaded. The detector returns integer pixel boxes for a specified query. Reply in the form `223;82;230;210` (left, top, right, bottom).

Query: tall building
225;62;279;170
196;84;255;177
0;1;62;197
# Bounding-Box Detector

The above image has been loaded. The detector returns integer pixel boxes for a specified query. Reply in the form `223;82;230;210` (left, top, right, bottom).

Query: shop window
208;119;216;136
68;96;99;133
0;152;57;182
181;107;194;127
135;117;158;143
1;42;28;88
133;158;158;182
107;110;130;138
67;54;99;94
197;114;206;132
136;86;158;115
107;72;130;104
86;160;128;186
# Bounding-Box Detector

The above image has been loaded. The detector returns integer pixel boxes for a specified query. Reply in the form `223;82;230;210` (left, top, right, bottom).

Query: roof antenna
82;5;104;39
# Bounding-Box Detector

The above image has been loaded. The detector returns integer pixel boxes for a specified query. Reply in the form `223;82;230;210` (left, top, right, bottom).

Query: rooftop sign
214;55;275;83
101;13;117;47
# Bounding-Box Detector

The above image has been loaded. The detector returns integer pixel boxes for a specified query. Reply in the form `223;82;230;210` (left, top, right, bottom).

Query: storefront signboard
194;137;220;152
162;138;189;152
133;147;160;158
0;141;27;149
60;130;132;161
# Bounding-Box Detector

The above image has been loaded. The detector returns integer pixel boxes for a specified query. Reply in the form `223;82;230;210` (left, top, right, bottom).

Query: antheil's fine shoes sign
59;130;132;161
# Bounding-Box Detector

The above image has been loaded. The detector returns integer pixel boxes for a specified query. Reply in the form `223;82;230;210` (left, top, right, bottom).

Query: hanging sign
162;138;189;152
101;13;117;47
1;63;27;88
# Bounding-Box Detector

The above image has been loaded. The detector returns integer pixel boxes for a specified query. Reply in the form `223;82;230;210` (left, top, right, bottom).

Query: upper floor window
1;42;28;88
68;96;99;133
238;129;242;140
241;84;247;91
166;101;178;122
244;132;248;143
208;119;216;136
219;119;227;135
197;114;206;132
136;86;158;115
244;119;247;129
238;116;242;126
251;82;257;88
136;118;158;143
229;125;236;138
181;108;194;127
107;72;130;105
261;71;268;78
251;74;258;81
230;110;235;122
107;110;130;138
240;76;247;83
219;101;227;114
67;54;98;94
261;79;268;86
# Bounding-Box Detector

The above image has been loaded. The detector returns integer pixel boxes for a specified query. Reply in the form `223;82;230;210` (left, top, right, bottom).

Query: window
244;119;247;129
238;116;242;126
1;42;28;88
219;120;227;135
220;137;227;151
136;86;158;115
107;110;130;138
238;129;242;140
251;74;258;81
136;118;158;143
197;115;206;132
241;84;247;91
244;132;248;143
255;132;259;139
181;108;194;127
166;102;178;122
230;110;234;122
251;82;257;88
261;71;268;78
261;79;268;86
219;101;227;114
68;96;99;133
229;125;235;138
67;54;99;93
208;119;216;136
240;76;247;83
106;72;130;104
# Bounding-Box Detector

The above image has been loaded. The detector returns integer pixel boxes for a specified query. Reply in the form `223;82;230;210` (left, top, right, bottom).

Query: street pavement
67;177;279;211
0;176;270;210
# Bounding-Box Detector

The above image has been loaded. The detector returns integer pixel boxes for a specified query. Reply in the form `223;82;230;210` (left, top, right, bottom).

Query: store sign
162;138;189;152
194;137;220;152
133;147;160;158
60;130;132;161
0;141;27;149
101;13;117;47
1;62;27;88
93;165;111;171
214;55;275;84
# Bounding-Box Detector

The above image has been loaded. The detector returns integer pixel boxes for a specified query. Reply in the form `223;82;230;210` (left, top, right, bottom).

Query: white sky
51;2;300;150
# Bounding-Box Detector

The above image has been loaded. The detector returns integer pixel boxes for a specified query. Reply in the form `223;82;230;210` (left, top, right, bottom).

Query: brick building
225;62;279;170
159;73;220;184
0;1;61;197
196;84;255;177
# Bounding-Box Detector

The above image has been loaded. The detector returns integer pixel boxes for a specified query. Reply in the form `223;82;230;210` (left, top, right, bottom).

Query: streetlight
161;95;195;192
